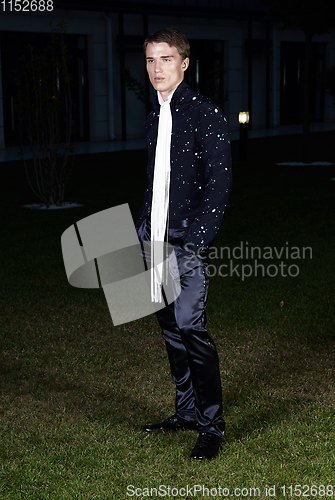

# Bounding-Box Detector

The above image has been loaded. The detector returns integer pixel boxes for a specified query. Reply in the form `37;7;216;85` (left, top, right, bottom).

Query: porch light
239;111;250;124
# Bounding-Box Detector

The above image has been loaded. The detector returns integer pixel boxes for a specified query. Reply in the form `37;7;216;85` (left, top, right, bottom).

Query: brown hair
143;28;190;61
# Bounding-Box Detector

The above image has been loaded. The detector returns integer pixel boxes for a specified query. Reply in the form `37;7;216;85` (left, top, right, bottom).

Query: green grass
1;134;335;499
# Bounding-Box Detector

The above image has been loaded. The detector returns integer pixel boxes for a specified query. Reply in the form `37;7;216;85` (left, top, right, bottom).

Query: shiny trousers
138;220;225;438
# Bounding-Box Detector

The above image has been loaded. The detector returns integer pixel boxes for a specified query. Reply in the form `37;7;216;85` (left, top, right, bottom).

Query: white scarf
150;91;173;303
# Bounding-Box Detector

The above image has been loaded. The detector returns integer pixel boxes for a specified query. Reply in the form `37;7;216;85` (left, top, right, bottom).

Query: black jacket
138;80;232;249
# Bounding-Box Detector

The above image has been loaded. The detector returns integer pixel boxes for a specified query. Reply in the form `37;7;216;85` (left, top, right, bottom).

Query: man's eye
164;58;170;62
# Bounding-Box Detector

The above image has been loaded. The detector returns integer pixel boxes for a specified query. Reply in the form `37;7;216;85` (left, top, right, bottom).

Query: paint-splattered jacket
138;80;232;249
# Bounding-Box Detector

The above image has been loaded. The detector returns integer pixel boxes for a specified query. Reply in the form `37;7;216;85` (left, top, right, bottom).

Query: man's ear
182;57;189;72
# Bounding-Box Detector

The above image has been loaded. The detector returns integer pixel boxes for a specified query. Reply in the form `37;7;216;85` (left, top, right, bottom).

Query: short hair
143;28;190;61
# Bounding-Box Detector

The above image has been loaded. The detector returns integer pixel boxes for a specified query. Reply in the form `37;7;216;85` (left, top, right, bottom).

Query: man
136;28;232;460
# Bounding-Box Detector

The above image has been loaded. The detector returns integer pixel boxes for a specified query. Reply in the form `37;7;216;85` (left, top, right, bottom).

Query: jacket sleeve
135;183;151;231
135;113;156;231
184;101;232;250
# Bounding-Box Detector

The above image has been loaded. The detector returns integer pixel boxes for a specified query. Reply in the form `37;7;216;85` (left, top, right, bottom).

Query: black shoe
142;414;198;433
190;432;222;460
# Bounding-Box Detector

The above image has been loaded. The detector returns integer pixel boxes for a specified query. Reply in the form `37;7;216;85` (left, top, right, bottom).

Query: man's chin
151;82;166;92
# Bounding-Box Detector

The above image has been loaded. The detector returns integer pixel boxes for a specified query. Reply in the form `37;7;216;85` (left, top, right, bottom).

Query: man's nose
154;62;162;72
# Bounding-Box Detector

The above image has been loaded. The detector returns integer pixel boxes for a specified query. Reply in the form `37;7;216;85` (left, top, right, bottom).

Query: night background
1;1;335;498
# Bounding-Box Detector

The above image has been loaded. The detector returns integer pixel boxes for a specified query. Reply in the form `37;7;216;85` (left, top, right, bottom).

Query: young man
136;28;232;460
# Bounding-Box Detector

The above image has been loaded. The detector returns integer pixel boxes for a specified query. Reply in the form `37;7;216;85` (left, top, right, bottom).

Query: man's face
146;42;189;101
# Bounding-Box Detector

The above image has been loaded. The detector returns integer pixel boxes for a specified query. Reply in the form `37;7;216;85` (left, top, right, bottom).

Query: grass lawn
1;133;335;499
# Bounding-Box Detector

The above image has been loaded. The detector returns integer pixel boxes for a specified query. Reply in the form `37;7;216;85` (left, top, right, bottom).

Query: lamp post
239;111;249;162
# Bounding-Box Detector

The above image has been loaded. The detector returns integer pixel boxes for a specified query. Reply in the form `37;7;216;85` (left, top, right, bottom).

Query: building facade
0;0;334;148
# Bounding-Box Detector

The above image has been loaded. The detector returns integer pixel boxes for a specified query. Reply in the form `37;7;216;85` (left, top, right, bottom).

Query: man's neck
159;90;173;102
159;80;183;102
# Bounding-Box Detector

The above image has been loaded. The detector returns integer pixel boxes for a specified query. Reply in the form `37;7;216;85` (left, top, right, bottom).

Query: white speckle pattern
139;81;232;249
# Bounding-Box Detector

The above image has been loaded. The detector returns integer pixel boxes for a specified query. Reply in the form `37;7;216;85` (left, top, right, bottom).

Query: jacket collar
153;80;191;112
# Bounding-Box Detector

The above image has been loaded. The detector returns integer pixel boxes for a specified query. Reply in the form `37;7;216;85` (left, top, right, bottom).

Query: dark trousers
138;220;225;438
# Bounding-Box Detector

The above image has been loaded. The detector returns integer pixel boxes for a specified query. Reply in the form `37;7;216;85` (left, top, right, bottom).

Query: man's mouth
154;77;164;82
